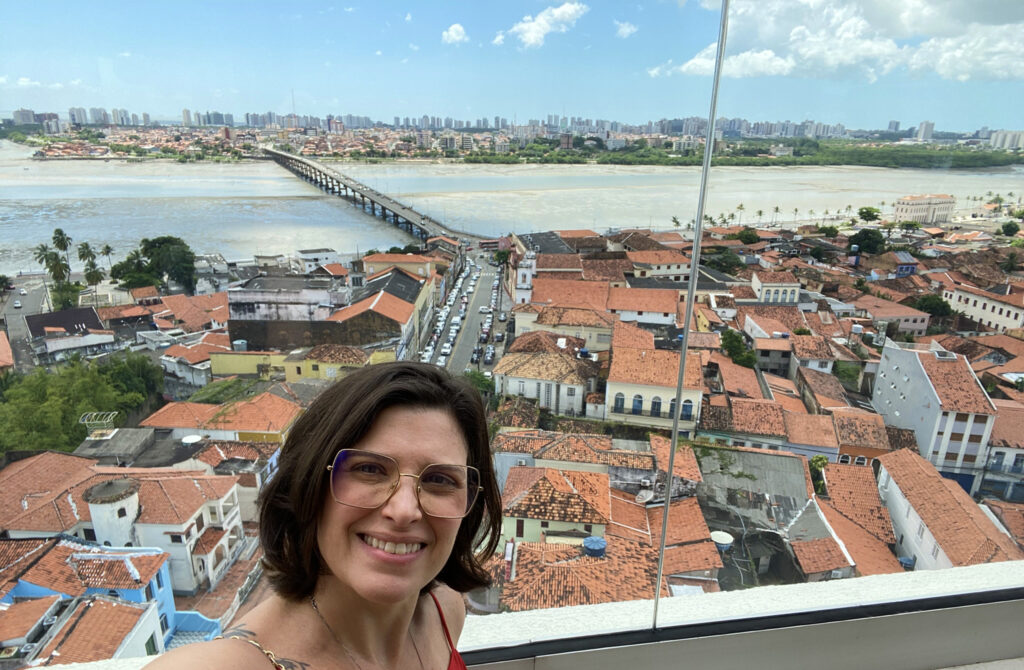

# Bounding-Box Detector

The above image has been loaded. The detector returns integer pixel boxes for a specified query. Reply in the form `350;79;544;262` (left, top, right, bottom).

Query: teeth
363;535;421;555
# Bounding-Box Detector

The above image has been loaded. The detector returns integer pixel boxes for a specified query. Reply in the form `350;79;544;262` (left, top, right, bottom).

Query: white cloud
344;6;354;12
658;0;1024;82
492;31;505;45
507;2;589;48
646;59;673;77
614;20;637;38
47;82;64;89
117;51;132;58
70;78;81;86
401;58;409;64
409;43;419;51
16;77;41;87
375;50;382;56
442;23;469;44
405;12;412;22
0;76;7;85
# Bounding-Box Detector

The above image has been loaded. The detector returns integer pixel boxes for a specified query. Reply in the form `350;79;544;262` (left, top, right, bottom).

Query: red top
430;591;468;670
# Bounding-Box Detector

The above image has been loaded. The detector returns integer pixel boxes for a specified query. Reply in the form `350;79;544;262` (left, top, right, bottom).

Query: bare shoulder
429;584;468;641
144;637;271;670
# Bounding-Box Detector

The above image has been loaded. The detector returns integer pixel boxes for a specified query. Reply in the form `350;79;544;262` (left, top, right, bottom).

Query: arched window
650;397;662;418
839;454;851;464
854;456;868;466
613;393;625;413
669;398;677;418
772;288;780;302
632;394;643;415
682;399;693;421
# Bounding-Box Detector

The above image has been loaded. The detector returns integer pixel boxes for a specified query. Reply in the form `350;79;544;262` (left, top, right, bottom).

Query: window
83;528;96;541
160;613;168;633
839;455;851;464
518;381;525;396
145;634;158;656
312;363;319;371
147;582;156;600
917;522;925;539
170;534;183;544
650;396;662;417
567;387;575;397
613;393;625;413
541;521;549;529
854;456;867;466
632;394;643;415
195;514;205;532
515;519;524;538
931;543;940;560
584;524;593;534
682;399;693;421
155;570;163;589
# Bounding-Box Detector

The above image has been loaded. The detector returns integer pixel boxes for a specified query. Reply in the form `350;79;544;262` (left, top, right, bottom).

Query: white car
436;355;448;367
19;288;27;295
440;343;453;355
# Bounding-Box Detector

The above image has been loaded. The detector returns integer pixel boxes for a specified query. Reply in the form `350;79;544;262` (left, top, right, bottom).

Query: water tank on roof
232;339;248;351
582;536;606;558
851;324;864;334
182;434;203;447
710;531;734;552
579;348;590;358
771;331;783;339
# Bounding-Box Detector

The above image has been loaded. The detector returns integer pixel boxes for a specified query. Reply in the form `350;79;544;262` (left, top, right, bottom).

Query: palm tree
33;243;53;268
52;228;72;270
77;241;96;266
808;208;816;223
100;244;114;272
793;207;799;223
736;203;745;226
756;209;764;224
45;252;70;283
772;206;780;226
84;260;106;306
671;216;681;228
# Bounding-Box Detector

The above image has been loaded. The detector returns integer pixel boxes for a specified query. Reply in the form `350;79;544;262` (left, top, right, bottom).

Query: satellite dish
182;435;203;446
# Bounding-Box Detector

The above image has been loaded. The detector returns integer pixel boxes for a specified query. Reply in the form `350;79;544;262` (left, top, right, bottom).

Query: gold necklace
309;596;425;670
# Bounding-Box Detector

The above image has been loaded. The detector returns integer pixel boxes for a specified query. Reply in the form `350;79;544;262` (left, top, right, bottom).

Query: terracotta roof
328;290;415;325
508;330;586;354
784;413;839;449
791;537;850;574
611;321;655;350
501;537;665;612
878;449;1023;565
490;397;541;428
711;351;764;400
981;499;1024;550
0;595;59;641
9;538;166;598
536;270;583;281
853;293;928;319
362;252;434;265
319;262;349;276
754;337;793;352
885;426;918;451
755;271;798;284
502;467;610;524
555;229;600;238
989;398;1024;449
0;452;98;531
823;463;895;544
153;292;228;333
625;249;689;266
790;335;832;360
649;435;702;482
737;304;809;333
494;430;654;470
494;351;599;386
608;347;703;390
0;331;12;370
798;366;849;409
36;597;147;666
686;332;721;349
730;398;787;436
94;304;155;322
536;253;583;270
139;401;220;429
764;373;810;414
195;440;279;468
818;500;903;576
163;340;231;365
916;350;994;415
607;287;679;314
535;306;617;328
832;410;891;452
130;285;159;300
304;344;369;366
581;258;634;282
530;278;609;311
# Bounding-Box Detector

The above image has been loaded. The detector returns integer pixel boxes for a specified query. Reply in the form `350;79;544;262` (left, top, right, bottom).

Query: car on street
436;355;447;367
498;312;507;322
483;352;494;365
495;332;504;342
479;306;491;313
479;332;488;343
470;350;481;363
19;288;28;295
440;342;453;355
13;300;21;308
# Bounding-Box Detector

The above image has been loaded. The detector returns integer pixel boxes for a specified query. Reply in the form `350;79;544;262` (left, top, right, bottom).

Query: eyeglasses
326;449;482;519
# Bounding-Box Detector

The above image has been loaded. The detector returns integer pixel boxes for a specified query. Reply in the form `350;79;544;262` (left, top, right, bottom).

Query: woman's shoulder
428;583;467;640
144;636;279;670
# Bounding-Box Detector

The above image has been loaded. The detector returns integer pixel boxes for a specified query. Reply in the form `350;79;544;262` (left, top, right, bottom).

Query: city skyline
1;1;1023;130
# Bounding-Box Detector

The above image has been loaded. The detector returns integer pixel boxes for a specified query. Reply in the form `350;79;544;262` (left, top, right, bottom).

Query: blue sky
2;1;1022;131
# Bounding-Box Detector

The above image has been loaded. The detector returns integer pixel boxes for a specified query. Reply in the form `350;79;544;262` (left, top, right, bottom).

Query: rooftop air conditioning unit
43;616;58;627
640;478;652;488
516;459;526;466
20;643;38;654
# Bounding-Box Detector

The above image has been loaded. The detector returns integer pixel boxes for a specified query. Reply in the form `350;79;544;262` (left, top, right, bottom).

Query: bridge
263;148;482;243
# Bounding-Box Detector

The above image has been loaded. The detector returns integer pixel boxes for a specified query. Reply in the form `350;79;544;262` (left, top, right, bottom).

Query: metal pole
652;0;730;629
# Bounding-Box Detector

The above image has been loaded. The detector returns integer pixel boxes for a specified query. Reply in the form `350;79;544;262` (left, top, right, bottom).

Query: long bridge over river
264;148;482;243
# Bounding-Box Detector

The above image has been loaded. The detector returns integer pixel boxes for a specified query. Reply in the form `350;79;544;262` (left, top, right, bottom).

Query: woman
149;362;501;669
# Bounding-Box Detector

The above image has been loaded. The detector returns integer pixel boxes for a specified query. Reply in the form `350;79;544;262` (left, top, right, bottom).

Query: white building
989;130;1023;150
942;284;1024;333
295;248;341;274
514;250;537;305
893;194;955;224
605;348;703;437
493;352;599;417
871;341;996;494
876;448;1022;570
916;120;934;142
751;271;801;304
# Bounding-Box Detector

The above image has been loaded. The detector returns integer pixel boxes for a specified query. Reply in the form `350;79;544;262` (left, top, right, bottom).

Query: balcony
986;462;1024;477
609;406;694;422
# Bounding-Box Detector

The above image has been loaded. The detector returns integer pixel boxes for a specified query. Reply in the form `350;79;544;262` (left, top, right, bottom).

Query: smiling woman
146;362;501;670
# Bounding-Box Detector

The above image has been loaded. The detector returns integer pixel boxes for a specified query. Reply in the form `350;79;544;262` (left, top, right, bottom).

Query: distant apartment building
295;248;341;274
12;108;36;125
989;130;1023;150
916;120;934;142
872;341;996;494
893;194;955;224
942;283;1024;333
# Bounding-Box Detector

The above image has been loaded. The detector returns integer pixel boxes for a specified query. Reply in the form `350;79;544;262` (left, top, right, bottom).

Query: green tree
77;241;96;266
494;249;511;266
463;370;494;398
140;236;197;293
899;221;920;233
84;260;106;306
1001;252;1021;273
847;229;886;255
704;250;743;275
817;225;839;237
672;216;681;228
720;329;756;368
100;244;114;271
1001;221;1020;237
52;228;73;270
858;206;881;222
914;294;952;317
729;227;759;244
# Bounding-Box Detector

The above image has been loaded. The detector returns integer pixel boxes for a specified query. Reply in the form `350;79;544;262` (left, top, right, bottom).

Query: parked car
495;332;504;342
479;332;488;343
440;342;453;355
498;312;507;322
436;355;447;367
13;300;22;308
479;306;491;314
470;351;481;363
483;352;495;365
19;288;28;295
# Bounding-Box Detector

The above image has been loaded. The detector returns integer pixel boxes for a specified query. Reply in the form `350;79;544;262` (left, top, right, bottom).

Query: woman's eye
351;462;388;476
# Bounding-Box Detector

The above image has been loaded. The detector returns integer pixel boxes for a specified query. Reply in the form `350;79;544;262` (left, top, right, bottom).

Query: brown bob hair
258;361;501;600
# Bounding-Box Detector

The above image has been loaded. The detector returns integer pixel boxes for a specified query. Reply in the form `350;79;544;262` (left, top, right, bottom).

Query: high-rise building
888;120;900;132
182;109;192;126
194;110;202;126
916;120;934;141
68;107;88;125
89;108;108;125
131;113;139;126
12;108;36;124
142;112;150;126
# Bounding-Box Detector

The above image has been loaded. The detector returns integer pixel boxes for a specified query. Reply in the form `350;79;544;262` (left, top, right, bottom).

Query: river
1;140;1021;276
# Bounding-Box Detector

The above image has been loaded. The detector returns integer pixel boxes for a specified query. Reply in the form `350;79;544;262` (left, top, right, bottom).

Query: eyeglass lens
330;449;479;518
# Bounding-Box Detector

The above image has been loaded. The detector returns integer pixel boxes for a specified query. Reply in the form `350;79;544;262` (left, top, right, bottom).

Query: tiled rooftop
649;435;702;482
916;350;995;416
494;352;599;386
822;463;895;544
304;343;369;365
818;500;903;576
35;597;147;666
502;467;611;524
791;537;850;574
508;330;587;355
608;347;703;390
530;279;610;311
879;449;1023;565
534;305;618;328
784;413;839;449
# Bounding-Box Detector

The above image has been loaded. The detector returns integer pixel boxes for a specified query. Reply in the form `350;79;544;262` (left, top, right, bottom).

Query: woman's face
316;405;469;606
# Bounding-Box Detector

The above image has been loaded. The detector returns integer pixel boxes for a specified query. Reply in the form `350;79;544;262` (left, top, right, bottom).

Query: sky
1;0;1022;131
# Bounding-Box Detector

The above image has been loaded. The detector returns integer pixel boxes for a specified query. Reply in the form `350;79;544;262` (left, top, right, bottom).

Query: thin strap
429;591;456;653
215;635;286;670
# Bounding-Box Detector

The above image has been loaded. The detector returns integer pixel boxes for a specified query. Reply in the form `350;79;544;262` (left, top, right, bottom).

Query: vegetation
0;354;163;453
858;206;881;222
188;377;258;404
721;329;756;368
704;250;743;275
110;236;197;293
727;227;760;244
914;294;952;317
817;225;839;237
847;229;886;255
463;370;495;398
1001;221;1020;237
